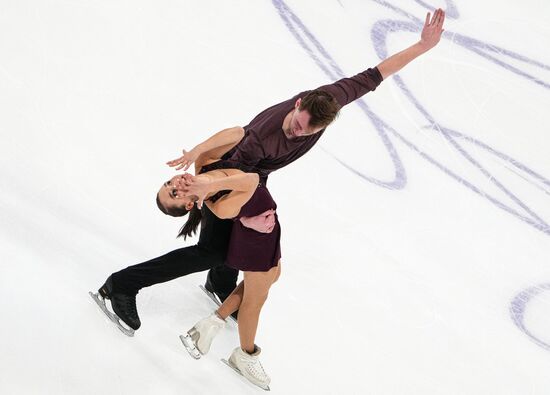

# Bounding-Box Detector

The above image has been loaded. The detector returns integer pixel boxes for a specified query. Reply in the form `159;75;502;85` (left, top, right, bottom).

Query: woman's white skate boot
226;345;271;391
180;313;225;359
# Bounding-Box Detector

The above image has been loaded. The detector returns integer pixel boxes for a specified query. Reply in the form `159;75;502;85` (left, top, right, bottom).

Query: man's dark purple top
224;67;383;179
222;67;383;270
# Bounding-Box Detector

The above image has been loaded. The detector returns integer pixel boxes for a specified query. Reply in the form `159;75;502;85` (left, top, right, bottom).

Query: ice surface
1;1;549;394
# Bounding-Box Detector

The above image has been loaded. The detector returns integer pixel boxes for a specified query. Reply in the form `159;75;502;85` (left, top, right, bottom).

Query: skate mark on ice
510;284;550;352
272;0;550;236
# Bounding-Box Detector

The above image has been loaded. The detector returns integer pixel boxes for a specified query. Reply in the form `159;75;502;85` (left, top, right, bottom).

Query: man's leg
98;245;225;330
205;264;239;302
112;245;223;295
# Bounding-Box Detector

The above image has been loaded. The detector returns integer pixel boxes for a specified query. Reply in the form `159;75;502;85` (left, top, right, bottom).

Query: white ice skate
222;345;271;391
180;313;225;359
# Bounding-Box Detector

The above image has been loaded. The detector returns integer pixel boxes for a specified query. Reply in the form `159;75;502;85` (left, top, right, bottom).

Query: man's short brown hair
299;89;341;128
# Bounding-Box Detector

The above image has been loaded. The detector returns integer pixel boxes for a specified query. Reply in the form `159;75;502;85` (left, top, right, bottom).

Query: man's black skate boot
98;275;115;299
205;271;231;303
98;276;141;330
204;273;238;320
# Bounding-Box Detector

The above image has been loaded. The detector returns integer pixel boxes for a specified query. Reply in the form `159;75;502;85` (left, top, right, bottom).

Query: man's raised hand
420;8;445;51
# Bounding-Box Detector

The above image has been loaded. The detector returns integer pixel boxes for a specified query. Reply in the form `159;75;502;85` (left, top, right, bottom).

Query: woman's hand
167;148;200;171
240;209;276;233
181;174;212;209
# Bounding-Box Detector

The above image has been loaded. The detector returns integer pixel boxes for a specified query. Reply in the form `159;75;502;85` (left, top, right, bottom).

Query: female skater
157;130;280;390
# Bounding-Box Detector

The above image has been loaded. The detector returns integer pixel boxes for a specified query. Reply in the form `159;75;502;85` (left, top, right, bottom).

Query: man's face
284;99;325;139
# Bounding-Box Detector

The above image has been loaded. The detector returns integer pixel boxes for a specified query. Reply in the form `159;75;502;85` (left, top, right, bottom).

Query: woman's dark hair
177;205;202;240
156;194;202;240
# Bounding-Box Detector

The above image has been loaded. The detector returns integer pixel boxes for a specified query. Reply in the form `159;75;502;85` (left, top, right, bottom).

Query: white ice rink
1;1;550;394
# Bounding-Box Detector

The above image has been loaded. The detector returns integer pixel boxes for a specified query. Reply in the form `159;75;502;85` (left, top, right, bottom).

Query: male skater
93;9;445;333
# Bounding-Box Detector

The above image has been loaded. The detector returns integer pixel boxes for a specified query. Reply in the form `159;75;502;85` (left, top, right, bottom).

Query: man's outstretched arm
377;9;445;80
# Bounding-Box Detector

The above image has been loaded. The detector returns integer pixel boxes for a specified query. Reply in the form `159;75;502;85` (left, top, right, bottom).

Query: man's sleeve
228;129;265;168
318;67;383;107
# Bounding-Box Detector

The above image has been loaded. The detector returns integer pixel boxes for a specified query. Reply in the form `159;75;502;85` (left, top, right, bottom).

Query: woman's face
157;174;195;211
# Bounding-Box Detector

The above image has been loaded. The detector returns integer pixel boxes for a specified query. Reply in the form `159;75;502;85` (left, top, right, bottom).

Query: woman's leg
216;262;281;320
237;264;280;353
216;280;244;319
182;263;279;358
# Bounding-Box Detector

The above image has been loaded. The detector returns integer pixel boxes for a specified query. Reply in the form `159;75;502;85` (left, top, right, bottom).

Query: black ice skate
89;276;141;337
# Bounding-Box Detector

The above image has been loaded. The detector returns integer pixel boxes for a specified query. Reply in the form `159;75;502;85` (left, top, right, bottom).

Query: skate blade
221;359;270;391
179;334;201;359
89;291;135;337
198;285;237;324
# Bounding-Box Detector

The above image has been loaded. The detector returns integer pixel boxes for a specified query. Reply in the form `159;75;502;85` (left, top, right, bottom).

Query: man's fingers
438;10;445;27
425;12;430;27
435;9;444;26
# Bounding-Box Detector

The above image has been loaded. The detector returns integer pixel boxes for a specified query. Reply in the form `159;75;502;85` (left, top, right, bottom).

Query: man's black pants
110;247;238;296
108;206;238;297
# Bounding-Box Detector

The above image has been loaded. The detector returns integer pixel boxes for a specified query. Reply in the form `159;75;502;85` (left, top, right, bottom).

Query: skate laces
243;356;268;380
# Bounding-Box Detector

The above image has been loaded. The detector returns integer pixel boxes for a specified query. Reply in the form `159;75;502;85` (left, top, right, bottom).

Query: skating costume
222;67;383;178
199;160;281;272
225;184;280;272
